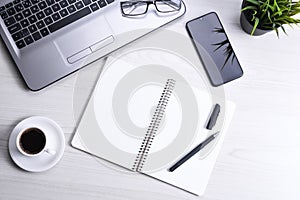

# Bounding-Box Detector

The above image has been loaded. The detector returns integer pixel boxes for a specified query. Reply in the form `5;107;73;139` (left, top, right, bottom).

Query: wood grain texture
1;0;300;199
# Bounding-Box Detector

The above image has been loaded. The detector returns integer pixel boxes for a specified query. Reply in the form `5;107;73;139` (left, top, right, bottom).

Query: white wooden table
1;0;300;199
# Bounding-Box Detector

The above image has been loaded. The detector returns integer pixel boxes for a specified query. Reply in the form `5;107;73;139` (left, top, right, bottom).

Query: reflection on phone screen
186;12;243;86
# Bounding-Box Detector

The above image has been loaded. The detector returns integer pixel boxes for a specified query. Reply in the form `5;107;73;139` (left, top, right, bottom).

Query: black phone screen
186;12;243;86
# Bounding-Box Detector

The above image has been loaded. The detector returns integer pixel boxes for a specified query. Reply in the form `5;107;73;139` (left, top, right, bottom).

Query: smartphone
186;12;243;86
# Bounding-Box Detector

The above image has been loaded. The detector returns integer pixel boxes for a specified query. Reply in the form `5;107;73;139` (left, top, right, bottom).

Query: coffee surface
20;128;46;154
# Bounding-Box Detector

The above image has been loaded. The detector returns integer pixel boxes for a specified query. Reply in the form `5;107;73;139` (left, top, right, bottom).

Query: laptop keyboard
0;0;115;49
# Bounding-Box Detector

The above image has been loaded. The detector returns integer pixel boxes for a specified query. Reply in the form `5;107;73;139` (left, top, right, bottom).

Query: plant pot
240;0;272;36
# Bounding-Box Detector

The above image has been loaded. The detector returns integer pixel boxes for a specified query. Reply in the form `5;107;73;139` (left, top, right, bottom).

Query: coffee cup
16;127;56;157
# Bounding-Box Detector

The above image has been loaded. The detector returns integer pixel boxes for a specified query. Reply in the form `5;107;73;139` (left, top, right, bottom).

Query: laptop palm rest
54;16;113;64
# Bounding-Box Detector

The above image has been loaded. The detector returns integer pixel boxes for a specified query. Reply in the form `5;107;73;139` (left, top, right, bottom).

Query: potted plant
240;0;300;36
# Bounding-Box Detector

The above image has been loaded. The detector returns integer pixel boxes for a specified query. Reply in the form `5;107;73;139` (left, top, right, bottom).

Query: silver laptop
0;0;185;91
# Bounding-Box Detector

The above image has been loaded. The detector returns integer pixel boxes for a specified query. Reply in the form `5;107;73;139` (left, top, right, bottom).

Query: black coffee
19;128;46;155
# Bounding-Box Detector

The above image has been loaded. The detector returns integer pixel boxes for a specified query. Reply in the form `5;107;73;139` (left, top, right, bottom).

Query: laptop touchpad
54;17;113;64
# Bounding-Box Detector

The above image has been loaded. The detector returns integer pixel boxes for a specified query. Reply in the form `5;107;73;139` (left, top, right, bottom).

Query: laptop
0;0;185;91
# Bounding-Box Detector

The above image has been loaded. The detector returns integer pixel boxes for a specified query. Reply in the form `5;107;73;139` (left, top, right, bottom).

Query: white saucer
8;116;65;172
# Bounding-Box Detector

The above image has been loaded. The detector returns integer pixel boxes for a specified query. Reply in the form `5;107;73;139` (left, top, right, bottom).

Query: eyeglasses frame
120;0;182;16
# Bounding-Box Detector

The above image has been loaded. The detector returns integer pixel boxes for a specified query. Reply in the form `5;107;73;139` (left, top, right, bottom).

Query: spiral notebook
72;49;235;195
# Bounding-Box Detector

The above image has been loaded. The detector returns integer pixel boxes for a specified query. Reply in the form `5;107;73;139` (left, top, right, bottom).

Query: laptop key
30;5;40;14
75;1;84;9
28;24;37;33
46;0;55;6
20;28;30;37
106;0;114;4
98;0;107;8
38;2;48;10
1;12;8;20
52;3;61;12
7;7;16;16
52;13;61;21
22;0;32;8
0;6;5;12
59;9;68;17
15;4;24;12
16;39;26;49
12;31;23;41
37;11;45;20
15;13;24;21
32;31;42;41
30;5;39;14
8;23;22;34
60;0;69;8
4;17;16;27
36;20;45;29
31;0;40;5
40;28;49;37
5;3;14;9
44;7;53;16
23;9;31;17
49;7;91;33
83;0;92;6
90;3;99;11
28;15;38;23
44;16;53;25
68;0;77;4
20;19;30;28
13;0;21;4
24;35;34;45
67;5;76;13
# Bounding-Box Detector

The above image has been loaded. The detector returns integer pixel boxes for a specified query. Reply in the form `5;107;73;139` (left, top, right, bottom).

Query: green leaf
241;5;258;12
251;17;260;35
281;25;287;34
246;0;260;5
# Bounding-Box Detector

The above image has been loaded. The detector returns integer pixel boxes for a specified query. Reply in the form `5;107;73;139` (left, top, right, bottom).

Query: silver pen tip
213;131;220;137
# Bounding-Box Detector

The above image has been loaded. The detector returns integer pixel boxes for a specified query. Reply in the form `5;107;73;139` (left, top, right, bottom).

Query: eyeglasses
121;0;182;16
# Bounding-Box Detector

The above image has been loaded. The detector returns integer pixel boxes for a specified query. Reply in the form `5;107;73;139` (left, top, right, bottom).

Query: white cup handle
45;149;56;155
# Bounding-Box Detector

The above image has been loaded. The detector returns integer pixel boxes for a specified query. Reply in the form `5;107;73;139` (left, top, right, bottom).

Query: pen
206;104;220;130
168;132;220;172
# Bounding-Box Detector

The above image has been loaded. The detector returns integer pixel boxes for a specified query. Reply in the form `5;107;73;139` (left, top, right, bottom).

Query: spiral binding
132;79;176;172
